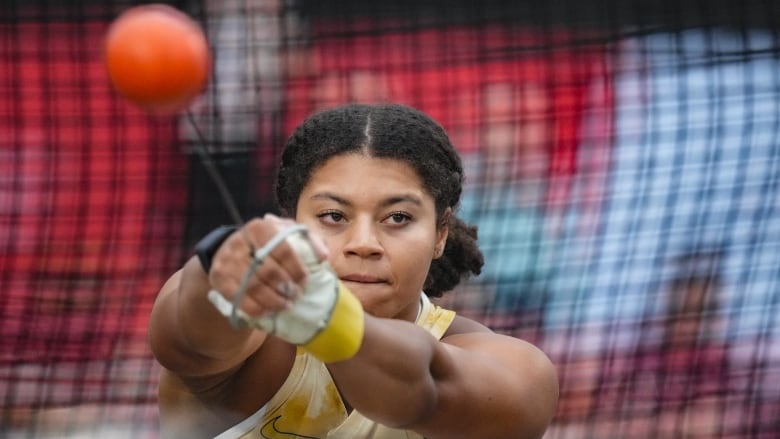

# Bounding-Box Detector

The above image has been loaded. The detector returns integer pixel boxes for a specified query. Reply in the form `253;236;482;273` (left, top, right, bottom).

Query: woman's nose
342;220;383;258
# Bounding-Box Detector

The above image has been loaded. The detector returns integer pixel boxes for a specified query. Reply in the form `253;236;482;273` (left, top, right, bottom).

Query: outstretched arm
149;217;311;378
327;316;559;439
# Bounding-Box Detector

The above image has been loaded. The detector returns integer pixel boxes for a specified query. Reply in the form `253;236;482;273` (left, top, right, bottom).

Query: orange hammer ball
105;4;210;115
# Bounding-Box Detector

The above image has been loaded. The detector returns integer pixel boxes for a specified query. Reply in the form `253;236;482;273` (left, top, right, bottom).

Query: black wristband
194;225;239;273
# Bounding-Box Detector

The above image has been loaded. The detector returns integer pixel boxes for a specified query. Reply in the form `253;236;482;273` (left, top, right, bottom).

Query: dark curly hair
275;103;483;296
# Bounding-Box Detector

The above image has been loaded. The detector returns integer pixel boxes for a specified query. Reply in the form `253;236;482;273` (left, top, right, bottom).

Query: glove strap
194;225;238;273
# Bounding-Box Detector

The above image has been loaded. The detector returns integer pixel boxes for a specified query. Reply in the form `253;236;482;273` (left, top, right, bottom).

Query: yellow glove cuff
302;282;364;363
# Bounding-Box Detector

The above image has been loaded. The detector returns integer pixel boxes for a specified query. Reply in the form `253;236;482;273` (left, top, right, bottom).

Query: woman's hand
208;214;330;318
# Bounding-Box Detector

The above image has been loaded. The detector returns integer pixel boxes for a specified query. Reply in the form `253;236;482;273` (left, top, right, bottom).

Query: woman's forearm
326;316;444;427
150;257;260;376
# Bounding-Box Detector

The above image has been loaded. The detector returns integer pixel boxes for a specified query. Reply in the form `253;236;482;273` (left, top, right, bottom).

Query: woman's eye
318;211;344;223
386;212;411;224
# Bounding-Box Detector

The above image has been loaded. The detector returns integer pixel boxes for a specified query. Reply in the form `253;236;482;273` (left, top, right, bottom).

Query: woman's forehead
303;154;431;203
315;153;421;182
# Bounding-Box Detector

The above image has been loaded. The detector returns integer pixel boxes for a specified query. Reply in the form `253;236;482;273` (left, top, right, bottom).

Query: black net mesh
1;0;779;437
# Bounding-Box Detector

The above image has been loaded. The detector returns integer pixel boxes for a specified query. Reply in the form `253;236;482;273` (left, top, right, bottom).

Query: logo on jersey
260;415;318;439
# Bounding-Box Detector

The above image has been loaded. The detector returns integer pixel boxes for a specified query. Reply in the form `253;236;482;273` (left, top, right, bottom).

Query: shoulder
422;315;559;438
444;314;492;337
443;314;558;402
442;314;546;367
442;314;546;360
158;339;298;437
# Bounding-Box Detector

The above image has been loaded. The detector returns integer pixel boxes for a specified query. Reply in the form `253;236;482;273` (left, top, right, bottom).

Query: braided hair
275;103;483;297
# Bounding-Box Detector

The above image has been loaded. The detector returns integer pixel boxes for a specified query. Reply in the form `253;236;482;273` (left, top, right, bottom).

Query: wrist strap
195;225;239;273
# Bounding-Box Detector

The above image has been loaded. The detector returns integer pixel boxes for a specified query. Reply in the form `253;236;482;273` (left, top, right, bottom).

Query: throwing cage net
1;0;778;437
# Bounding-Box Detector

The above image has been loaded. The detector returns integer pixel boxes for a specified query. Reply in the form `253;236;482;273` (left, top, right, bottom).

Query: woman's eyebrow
380;195;423;208
309;192;423;208
309;192;350;206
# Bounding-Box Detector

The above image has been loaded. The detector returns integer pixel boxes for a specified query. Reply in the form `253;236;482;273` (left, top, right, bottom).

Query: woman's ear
434;208;451;259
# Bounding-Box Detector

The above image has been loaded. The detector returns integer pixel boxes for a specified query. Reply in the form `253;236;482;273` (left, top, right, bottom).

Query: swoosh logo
260;415;319;439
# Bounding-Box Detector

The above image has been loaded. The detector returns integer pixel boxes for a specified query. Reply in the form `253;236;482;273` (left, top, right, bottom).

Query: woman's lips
340;274;386;284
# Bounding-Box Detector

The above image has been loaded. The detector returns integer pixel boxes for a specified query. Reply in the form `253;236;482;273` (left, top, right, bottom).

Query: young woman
149;103;558;439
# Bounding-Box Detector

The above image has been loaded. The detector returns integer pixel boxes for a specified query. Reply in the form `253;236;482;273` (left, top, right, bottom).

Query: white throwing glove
208;225;364;363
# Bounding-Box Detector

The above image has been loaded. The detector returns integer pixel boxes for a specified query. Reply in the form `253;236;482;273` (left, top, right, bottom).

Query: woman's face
295;153;448;321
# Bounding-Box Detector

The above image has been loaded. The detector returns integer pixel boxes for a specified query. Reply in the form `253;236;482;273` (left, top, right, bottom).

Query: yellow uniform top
215;294;456;439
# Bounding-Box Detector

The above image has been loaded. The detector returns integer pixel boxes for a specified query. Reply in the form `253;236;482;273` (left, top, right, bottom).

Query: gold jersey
215;294;455;439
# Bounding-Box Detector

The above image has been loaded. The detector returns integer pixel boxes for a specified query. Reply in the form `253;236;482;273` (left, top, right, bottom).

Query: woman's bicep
150;263;294;415
148;270;190;368
415;333;558;439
